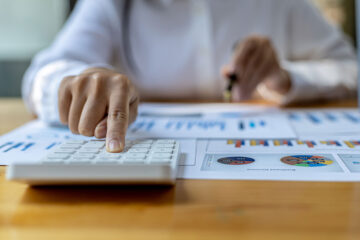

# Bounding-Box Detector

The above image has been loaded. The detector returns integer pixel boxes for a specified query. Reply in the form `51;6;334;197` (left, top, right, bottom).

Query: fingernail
108;139;123;152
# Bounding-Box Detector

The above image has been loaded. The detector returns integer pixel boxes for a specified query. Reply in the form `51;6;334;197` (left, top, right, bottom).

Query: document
128;103;296;139
288;109;360;137
1;103;360;181
177;139;360;181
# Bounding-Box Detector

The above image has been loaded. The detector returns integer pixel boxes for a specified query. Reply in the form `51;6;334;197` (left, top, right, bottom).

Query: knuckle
72;76;87;94
89;76;105;98
109;109;128;122
113;75;130;91
62;75;75;85
258;37;271;46
246;35;270;48
59;77;73;94
90;72;104;80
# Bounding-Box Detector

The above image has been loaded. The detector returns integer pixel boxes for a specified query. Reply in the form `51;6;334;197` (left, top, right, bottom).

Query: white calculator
6;139;180;185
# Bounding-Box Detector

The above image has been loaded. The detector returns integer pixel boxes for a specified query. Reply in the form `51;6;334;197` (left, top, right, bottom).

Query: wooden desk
1;98;360;240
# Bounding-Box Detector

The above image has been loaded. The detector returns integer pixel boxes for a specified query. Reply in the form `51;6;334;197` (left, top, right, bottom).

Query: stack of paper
1;103;360;181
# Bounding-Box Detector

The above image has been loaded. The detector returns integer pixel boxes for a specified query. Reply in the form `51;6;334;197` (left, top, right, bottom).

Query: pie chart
217;156;255;165
281;155;333;167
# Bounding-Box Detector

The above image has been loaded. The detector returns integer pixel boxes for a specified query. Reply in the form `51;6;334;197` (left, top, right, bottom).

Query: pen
223;73;237;102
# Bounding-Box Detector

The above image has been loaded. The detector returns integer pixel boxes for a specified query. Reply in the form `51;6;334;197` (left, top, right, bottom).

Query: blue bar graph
0;142;13;149
46;142;58;150
324;112;337;121
220;112;243;118
343;112;360;123
4;142;24;152
307;113;321;124
288;113;300;121
166;120;225;131
238;121;244;130
21;142;35;151
131;120;155;133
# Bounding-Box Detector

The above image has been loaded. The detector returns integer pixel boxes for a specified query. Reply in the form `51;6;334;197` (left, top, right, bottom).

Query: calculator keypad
42;139;178;165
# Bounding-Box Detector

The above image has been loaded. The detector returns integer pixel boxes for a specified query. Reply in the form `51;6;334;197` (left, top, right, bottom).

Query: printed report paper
1;103;360;181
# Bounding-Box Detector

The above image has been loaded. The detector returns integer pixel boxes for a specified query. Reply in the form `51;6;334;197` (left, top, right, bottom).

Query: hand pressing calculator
6;139;180;185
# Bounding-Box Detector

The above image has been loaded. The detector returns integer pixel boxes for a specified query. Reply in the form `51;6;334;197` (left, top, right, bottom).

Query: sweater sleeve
258;0;357;105
22;0;119;124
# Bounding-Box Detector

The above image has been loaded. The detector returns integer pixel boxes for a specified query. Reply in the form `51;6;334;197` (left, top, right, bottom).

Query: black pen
223;73;237;102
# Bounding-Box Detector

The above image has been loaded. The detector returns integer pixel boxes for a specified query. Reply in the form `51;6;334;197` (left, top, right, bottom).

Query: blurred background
0;0;356;97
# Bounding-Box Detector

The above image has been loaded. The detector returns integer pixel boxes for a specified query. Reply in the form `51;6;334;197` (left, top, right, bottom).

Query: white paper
2;104;360;182
178;139;360;181
288;109;360;137
128;103;296;139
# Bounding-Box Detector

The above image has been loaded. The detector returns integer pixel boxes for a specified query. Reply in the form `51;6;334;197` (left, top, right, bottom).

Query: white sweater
23;0;357;124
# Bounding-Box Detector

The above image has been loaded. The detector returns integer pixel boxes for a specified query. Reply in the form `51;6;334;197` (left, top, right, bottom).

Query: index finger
106;92;129;153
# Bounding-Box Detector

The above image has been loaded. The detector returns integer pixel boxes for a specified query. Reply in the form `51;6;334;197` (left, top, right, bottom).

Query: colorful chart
224;139;360;149
280;155;333;167
217;156;255;165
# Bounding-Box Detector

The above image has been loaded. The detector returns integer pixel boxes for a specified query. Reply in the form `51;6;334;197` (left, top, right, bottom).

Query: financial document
178;138;360;181
1;103;360;181
128;103;296;139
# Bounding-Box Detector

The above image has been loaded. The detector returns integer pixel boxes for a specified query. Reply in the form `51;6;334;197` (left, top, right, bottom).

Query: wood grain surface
0;98;359;240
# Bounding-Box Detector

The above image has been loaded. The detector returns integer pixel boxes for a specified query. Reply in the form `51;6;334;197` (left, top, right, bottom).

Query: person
23;0;357;152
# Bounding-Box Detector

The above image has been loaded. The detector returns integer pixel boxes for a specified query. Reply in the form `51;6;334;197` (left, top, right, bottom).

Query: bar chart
288;110;360;136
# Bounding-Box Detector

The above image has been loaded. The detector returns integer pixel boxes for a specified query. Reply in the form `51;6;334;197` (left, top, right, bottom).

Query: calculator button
156;140;175;144
153;144;174;148
152;153;172;158
81;147;103;152
54;149;76;154
71;155;95;160
78;149;99;153
152;148;173;153
73;153;95;157
66;140;86;144
60;144;81;149
97;154;122;159
98;153;124;158
128;148;149;153
135;140;153;144
84;141;105;148
132;143;151;148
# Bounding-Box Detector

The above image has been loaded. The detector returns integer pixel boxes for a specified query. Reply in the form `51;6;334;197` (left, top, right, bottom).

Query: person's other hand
58;67;139;153
221;35;291;101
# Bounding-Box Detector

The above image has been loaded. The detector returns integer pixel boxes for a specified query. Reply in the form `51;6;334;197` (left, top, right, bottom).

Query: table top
1;98;360;240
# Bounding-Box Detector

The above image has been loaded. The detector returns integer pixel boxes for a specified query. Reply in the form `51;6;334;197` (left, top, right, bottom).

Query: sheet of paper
288;109;360;137
128;103;297;139
178;139;360;181
2;104;360;182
